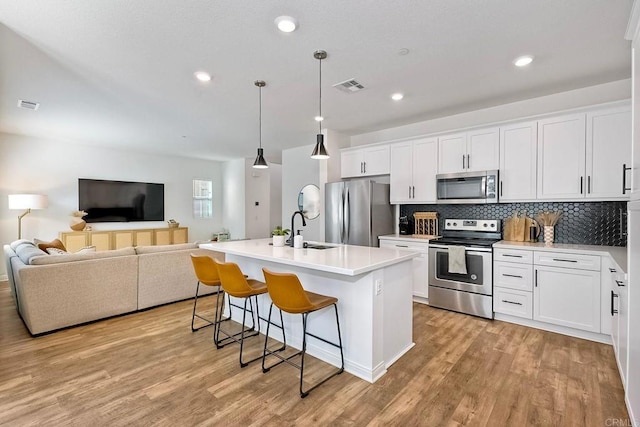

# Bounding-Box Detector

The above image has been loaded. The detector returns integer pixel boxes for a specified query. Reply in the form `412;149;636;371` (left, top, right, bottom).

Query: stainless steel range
428;219;502;319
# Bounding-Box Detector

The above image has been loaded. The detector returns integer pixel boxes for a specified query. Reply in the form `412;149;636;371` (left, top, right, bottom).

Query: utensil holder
543;226;555;245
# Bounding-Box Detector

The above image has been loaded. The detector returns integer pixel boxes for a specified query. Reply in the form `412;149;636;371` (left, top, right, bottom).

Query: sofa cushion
46;247;68;255
15;243;48;265
46;246;96;255
34;238;67;253
29;247;136;265
10;239;34;251
135;243;197;254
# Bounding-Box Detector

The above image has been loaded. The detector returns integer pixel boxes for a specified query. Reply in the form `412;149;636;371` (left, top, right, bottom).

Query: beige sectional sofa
3;240;223;335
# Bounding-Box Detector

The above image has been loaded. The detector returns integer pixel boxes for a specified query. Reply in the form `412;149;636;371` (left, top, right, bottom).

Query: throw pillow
75;246;96;254
34;238;67;253
46;247;68;255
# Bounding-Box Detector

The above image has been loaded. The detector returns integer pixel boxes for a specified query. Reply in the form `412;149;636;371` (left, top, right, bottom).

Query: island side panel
225;254;383;383
382;260;415;369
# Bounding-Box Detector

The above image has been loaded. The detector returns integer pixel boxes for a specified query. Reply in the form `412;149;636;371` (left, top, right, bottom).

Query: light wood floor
0;281;629;426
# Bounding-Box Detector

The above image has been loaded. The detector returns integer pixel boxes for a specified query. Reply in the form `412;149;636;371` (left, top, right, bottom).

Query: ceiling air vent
333;78;365;94
17;100;40;111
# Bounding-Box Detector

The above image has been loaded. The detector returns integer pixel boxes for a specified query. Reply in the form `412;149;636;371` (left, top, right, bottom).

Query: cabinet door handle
588;176;591;194
395;244;409;248
412;186;415;199
623;163;632;195
580;176;583;194
500;180;503;197
502;254;523;258
611;290;618;316
609;268;617;273
552;258;578;263
616;280;625;287
467;154;470;169
462;155;466;169
535;269;538;287
502;300;523;306
363;161;366;174
409;186;412;199
502;273;523;279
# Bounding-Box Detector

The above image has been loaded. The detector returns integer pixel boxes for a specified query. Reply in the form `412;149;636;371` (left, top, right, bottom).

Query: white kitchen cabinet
390;138;437;204
493;248;533;319
341;144;390;178
499;121;537;201
606;258;628;387
437;127;499;174
537;113;587;200
379;238;429;302
537;107;631;201
585;106;631;199
533;264;601;333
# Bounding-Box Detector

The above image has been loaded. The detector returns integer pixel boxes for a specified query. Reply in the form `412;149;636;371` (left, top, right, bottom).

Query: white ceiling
0;0;633;163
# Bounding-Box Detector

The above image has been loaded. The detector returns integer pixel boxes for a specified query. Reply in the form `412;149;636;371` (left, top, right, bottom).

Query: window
193;179;213;219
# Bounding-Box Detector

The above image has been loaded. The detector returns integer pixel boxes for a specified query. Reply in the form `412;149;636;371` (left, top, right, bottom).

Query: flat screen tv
79;179;165;223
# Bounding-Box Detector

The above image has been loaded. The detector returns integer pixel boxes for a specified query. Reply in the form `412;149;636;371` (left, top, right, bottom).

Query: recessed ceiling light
194;71;211;82
398;48;410;56
275;16;297;33
391;93;404;101
315;115;324;122
514;55;534;67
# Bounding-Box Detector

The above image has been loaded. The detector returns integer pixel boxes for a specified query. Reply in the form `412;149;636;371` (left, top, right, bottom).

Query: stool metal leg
191;281;220;332
261;304;291;373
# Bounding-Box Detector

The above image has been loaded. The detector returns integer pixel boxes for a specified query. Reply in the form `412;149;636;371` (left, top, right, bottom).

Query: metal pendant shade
311;50;330;160
253;80;268;169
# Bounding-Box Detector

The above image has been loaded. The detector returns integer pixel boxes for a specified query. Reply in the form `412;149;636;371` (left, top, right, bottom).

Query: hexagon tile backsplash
400;201;628;246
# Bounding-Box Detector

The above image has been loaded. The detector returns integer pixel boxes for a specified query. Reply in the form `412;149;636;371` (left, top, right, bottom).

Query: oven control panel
443;219;499;231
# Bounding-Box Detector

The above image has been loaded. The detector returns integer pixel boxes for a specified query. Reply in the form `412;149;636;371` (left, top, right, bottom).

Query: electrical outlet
375;280;383;295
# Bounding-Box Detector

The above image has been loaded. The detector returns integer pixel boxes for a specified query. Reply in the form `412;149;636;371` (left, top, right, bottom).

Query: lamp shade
310;134;329;159
8;194;48;210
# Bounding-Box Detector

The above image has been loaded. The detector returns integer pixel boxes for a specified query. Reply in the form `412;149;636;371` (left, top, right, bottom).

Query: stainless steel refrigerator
325;180;394;247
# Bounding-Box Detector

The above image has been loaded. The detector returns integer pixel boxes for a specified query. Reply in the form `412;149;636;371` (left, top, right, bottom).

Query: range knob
483;223;488;227
490;223;496;228
453;222;458;226
447;222;451;226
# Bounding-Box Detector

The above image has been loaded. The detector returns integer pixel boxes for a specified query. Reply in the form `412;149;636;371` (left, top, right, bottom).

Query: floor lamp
8;194;48;239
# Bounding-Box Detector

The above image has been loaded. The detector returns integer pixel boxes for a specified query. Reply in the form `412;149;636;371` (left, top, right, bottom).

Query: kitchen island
199;238;418;383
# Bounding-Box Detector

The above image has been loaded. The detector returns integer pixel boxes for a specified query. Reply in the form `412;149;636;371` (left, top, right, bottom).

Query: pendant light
311;50;330;159
253;80;269;169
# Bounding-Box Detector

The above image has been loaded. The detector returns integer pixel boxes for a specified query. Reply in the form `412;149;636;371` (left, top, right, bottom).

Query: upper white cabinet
438;127;499;174
499;121;538;201
341;145;390;178
585;106;631;199
537;113;587;200
537;107;631;200
390;138;437;204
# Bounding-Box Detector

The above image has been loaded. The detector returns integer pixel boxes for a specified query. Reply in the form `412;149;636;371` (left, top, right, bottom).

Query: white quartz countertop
494;241;627;273
379;234;435;243
199;238;419;276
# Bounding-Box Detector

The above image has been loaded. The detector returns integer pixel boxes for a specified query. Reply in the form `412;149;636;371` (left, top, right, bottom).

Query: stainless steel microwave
436;170;498;204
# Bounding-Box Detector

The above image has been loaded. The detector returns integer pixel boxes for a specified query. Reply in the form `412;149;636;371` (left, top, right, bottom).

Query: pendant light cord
259;85;262;149
318;55;322;133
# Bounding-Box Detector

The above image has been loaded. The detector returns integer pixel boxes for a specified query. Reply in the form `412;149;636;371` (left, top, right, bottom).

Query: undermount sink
304;243;335;250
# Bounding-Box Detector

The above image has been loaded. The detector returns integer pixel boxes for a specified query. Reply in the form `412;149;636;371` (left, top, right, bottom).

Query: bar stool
213;259;269;367
189;254;224;332
261;268;344;398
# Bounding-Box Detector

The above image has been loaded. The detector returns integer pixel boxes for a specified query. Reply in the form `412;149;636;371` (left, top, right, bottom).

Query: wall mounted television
79;179;165;223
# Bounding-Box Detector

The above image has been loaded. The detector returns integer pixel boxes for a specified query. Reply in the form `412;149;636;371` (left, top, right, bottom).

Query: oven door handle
428;244;493;253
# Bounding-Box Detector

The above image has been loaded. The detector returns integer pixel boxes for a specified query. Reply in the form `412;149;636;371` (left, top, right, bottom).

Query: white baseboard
0;274;7;282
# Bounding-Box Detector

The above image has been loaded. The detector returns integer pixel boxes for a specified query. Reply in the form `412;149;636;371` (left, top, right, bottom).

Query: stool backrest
262;268;313;313
190;254;221;286
213;259;254;297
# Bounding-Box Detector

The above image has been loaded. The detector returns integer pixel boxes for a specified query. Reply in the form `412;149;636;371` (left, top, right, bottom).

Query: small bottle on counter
294;230;304;249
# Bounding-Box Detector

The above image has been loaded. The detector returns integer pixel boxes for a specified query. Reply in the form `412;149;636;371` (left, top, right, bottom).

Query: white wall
282;144;320;241
351;79;632;145
0;132;224;276
221;158;245;240
244;158;271;239
269;163;282;233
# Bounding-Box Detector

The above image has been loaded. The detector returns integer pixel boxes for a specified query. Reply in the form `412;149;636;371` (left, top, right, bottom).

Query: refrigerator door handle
340;189;345;243
345;188;351;243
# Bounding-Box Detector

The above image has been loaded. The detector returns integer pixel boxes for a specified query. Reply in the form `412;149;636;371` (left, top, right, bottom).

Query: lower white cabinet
607;259;628;387
533;264;601;333
494;287;533;319
379;238;429;301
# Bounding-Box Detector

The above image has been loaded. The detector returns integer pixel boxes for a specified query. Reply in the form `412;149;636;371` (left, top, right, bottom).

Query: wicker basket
413;212;438;237
168;222;179;228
